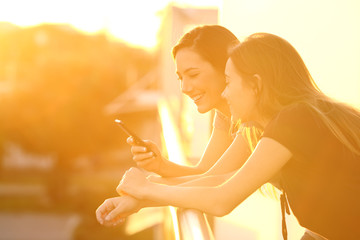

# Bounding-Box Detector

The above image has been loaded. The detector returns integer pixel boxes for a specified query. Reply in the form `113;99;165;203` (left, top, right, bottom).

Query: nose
181;79;193;94
221;87;228;99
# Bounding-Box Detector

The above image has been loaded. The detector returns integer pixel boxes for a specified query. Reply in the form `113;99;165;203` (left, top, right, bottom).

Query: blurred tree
0;23;157;202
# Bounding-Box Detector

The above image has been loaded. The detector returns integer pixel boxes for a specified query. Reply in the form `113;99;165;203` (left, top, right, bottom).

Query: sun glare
0;0;222;49
0;0;169;49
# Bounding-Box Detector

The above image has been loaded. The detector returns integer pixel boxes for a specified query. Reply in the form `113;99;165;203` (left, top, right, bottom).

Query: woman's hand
117;167;151;199
127;137;165;174
95;195;140;227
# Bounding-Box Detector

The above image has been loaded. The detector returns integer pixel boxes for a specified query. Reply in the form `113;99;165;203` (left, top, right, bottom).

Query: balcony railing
158;99;215;240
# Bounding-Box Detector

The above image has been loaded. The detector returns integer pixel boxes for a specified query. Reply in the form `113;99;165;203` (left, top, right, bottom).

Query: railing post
158;98;215;240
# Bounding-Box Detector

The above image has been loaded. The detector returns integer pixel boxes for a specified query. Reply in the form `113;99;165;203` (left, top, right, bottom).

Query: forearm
159;160;205;177
144;183;228;216
150;174;204;185
159;128;233;177
204;135;251;176
137;198;166;208
120;139;292;219
152;169;235;186
178;171;235;187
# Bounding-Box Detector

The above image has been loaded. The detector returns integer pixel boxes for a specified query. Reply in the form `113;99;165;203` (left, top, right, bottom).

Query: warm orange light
0;0;222;50
0;0;166;49
157;98;187;165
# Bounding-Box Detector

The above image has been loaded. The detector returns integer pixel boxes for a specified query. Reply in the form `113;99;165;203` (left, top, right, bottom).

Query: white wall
221;0;360;107
215;1;360;239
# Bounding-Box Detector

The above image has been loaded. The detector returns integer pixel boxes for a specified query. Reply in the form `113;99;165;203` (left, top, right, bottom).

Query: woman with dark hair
117;33;360;239
96;25;262;226
129;24;260;177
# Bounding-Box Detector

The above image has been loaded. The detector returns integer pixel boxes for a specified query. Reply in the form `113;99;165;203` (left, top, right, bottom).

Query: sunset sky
0;0;221;49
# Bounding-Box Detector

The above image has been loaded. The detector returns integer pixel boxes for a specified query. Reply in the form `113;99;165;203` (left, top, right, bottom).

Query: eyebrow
176;67;199;75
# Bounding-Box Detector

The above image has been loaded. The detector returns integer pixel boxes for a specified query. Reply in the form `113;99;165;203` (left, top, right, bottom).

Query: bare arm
130;125;233;177
118;137;292;217
147;133;251;185
96;195;167;226
97;156;240;226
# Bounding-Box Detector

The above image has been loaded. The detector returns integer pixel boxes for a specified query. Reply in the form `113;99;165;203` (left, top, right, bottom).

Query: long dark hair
229;32;360;155
172;25;239;73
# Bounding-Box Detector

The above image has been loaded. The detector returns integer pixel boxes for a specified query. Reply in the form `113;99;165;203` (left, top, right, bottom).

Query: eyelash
188;73;199;78
177;72;199;81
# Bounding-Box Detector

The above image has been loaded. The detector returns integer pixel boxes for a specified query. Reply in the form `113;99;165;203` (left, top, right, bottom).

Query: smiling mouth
191;94;204;102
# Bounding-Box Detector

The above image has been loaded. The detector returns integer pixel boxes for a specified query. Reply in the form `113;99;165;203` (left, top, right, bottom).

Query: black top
263;103;360;239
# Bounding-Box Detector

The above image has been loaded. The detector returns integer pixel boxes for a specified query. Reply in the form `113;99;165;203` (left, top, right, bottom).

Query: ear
252;74;262;96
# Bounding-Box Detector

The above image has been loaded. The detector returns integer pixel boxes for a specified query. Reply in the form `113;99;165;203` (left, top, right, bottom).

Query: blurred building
157;4;218;161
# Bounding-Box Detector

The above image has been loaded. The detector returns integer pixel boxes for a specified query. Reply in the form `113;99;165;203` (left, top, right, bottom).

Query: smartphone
115;119;146;145
115;119;156;157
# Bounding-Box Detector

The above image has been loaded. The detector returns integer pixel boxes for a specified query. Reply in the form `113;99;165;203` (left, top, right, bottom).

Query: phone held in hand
115;119;156;157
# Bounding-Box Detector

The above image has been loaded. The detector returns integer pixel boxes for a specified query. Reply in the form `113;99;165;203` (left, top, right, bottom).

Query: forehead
175;48;208;71
225;59;236;74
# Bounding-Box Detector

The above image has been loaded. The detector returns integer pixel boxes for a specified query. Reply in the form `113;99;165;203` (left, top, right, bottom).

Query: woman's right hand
127;136;164;174
95;196;140;227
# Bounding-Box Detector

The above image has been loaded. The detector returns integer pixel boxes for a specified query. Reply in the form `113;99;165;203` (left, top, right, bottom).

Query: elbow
205;195;238;217
205;188;241;217
210;204;236;217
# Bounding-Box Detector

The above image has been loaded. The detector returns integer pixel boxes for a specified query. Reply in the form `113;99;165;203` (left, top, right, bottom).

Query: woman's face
175;48;227;114
222;59;258;122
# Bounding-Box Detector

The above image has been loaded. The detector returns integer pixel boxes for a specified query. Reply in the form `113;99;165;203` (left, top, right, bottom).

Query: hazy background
0;0;359;240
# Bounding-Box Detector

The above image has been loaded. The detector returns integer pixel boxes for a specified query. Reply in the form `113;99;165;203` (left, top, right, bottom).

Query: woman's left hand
117;167;150;199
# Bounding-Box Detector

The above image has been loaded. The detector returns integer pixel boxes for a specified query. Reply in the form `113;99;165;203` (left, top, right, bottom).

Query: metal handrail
158;99;215;240
176;208;214;240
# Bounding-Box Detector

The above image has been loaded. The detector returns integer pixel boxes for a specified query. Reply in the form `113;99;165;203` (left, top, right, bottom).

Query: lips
191;93;204;103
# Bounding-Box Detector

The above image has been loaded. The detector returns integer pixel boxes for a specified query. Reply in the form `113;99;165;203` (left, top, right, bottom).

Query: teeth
192;94;203;101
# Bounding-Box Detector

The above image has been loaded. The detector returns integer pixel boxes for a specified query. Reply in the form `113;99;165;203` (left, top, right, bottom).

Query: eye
188;72;199;78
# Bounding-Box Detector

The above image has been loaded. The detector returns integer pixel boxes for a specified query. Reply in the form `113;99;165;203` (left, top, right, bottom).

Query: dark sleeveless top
262;103;360;240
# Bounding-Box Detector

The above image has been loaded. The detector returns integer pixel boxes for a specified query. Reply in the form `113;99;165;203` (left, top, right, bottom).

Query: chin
196;105;211;114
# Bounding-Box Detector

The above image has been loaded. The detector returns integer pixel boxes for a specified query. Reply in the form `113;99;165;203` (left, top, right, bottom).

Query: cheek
232;88;253;113
206;71;226;93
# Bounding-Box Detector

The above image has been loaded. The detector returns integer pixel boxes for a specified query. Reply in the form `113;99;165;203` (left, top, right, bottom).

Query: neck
215;101;231;118
255;118;271;129
245;110;272;130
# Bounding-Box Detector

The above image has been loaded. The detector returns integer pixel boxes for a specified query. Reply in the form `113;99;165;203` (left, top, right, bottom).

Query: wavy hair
229;32;360;155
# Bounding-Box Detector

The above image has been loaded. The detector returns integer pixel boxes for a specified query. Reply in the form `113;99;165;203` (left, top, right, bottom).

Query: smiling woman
175;47;227;114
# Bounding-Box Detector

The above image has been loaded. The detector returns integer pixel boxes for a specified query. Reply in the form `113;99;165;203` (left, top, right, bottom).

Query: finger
111;217;125;226
132;152;154;162
126;136;134;145
96;200;114;224
102;216;125;227
105;204;127;223
127;136;143;147
142;141;160;153
136;157;156;168
131;146;148;154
